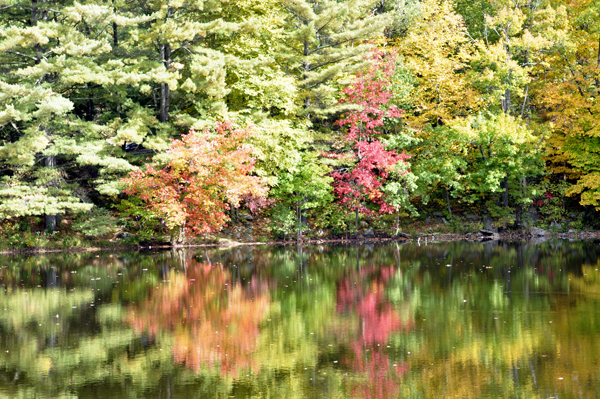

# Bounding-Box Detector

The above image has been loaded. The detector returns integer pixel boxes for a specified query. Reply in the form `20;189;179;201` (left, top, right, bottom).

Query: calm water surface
0;240;599;398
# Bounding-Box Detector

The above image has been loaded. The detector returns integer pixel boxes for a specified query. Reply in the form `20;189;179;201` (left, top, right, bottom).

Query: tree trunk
296;201;302;242
355;208;359;236
112;1;118;48
113;21;118;48
44;154;58;232
502;87;511;114
502;69;512;114
31;0;38;26
171;224;185;247
503;174;509;207
85;90;94;121
444;187;452;221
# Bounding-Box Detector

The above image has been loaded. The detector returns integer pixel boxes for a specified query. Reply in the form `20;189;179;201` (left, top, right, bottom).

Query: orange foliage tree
123;122;267;245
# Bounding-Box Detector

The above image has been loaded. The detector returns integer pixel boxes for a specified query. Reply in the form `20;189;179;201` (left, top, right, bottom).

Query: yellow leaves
485;6;526;38
395;0;479;128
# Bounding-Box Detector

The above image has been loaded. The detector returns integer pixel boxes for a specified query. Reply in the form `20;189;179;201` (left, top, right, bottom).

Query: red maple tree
331;50;411;229
123;122;267;245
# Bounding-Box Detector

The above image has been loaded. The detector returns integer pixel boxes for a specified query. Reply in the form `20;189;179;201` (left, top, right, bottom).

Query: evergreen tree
0;0;293;229
0;1;117;227
277;0;390;119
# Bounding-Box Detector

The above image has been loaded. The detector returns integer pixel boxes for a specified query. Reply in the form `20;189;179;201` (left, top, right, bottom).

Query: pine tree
277;0;390;119
0;1;116;226
0;0;294;229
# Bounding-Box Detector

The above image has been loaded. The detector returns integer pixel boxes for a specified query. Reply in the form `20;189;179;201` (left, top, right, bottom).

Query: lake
0;239;599;398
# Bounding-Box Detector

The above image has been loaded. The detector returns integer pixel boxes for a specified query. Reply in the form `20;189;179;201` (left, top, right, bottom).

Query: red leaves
331;50;409;214
331;144;401;214
336;50;405;141
123;122;267;238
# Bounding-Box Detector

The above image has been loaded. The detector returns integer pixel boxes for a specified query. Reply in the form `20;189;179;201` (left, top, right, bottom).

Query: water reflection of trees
0;240;600;397
126;259;270;377
337;265;412;399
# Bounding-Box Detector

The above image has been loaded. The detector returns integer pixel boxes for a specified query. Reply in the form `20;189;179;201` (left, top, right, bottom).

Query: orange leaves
126;260;269;377
123;122;267;240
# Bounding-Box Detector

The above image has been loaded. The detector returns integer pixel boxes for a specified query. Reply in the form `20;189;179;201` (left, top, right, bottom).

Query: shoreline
2;230;600;255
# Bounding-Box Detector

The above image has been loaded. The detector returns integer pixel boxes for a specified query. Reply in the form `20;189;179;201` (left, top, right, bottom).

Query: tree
535;0;600;208
453;112;544;223
469;0;568;115
0;1;128;227
270;152;334;240
123;122;267;245
331;50;413;234
395;0;480;129
277;0;389;119
392;0;479;214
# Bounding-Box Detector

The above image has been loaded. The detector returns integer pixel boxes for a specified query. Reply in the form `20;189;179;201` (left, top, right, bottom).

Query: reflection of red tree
126;261;269;377
337;266;412;398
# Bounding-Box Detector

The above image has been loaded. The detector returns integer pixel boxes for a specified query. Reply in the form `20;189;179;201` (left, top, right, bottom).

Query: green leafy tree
270;152;333;240
277;0;389;119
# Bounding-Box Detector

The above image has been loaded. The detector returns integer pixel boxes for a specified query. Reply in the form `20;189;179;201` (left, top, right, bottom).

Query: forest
0;0;599;246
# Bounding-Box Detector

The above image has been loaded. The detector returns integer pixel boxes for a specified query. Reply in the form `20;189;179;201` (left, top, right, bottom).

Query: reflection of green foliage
1;241;600;398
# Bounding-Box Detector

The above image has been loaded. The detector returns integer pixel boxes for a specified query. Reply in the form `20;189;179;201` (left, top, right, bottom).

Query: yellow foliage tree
395;0;480;129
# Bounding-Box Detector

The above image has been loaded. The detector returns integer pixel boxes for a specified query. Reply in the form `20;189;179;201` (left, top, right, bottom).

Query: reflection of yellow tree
126;260;269;377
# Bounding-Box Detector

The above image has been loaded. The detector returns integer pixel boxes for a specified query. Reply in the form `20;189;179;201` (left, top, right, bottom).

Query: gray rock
433;212;445;217
425;217;432;224
234;232;241;239
441;217;448;225
479;229;497;237
242;233;253;241
240;214;254;221
363;228;375;238
483;215;498;233
357;235;365;240
466;214;480;222
396;232;411;239
550;222;562;231
116;232;131;240
568;229;577;233
360;221;369;228
530;227;547;236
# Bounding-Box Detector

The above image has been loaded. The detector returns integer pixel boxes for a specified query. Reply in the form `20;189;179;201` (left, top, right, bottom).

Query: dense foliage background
0;0;598;245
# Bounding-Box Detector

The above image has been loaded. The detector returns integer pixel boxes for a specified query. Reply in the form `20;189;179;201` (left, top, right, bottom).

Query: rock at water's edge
363;228;375;238
530;227;547;236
